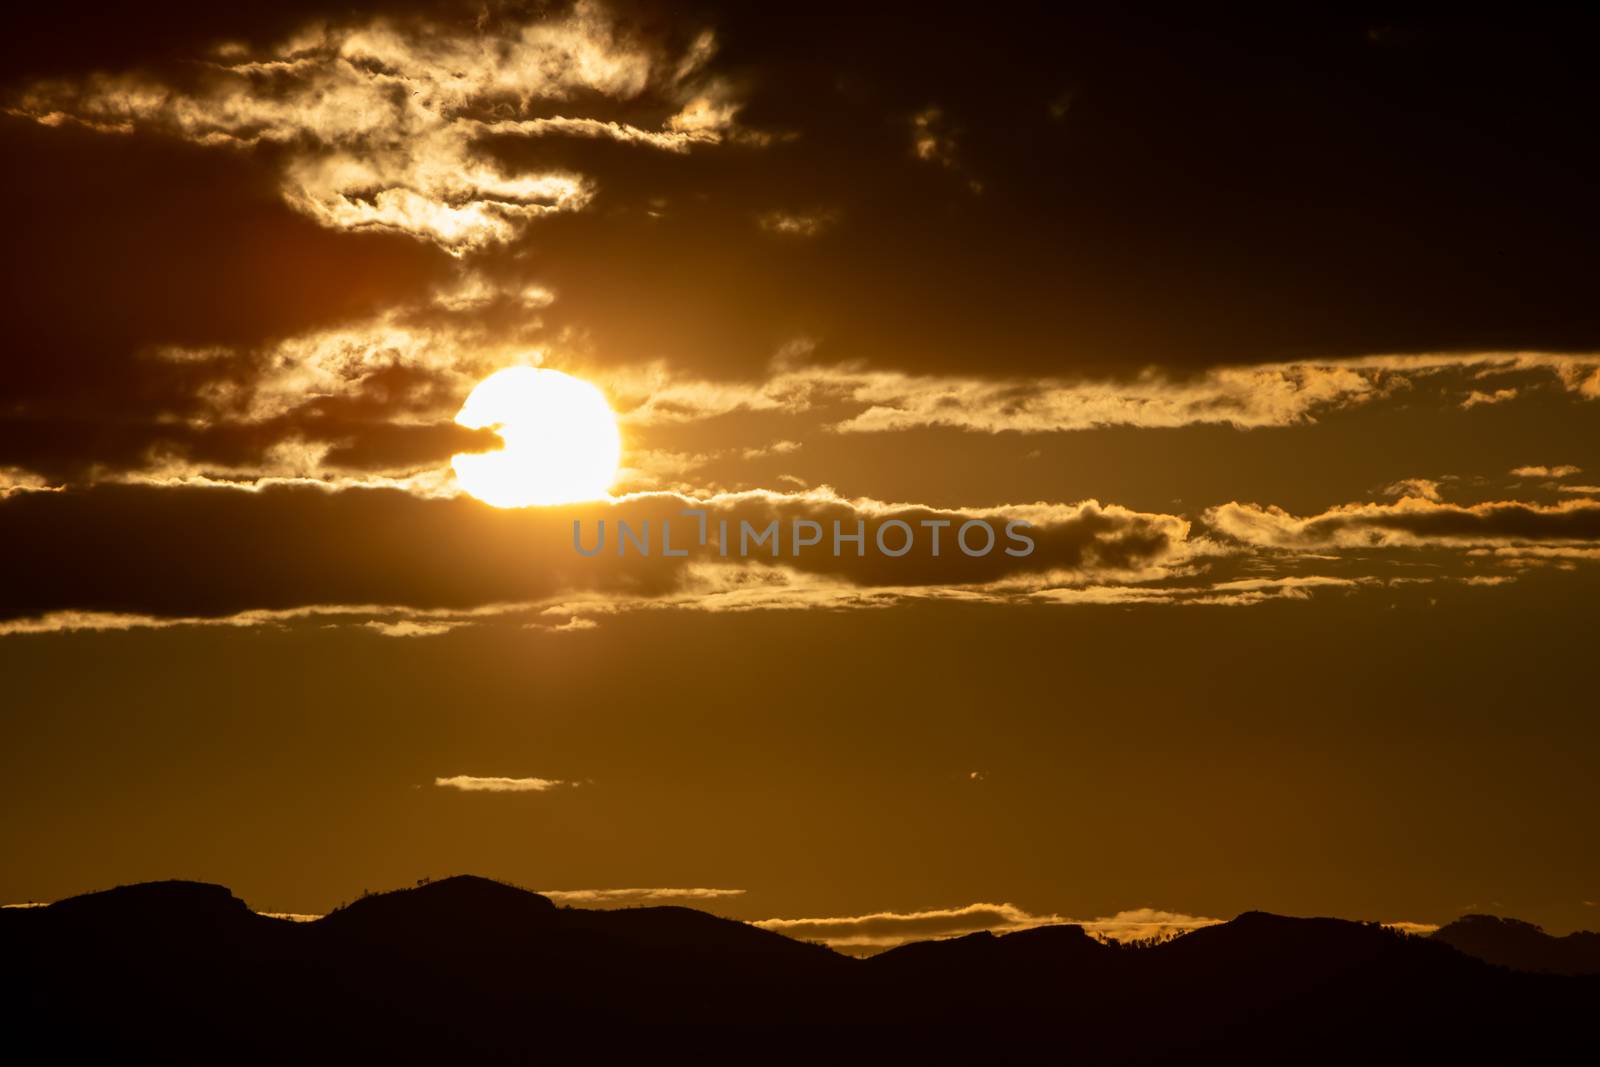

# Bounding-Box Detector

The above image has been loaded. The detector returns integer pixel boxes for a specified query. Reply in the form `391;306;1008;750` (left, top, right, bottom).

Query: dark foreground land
4;876;1595;1064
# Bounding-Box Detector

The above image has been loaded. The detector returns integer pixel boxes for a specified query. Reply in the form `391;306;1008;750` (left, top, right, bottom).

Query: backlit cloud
1511;465;1582;479
1208;496;1600;550
752;902;1222;954
434;775;572;793
1380;478;1445;502
6;479;1592;637
757;209;837;237
0;485;1195;626
539;887;745;903
9;2;735;250
0;467;57;498
607;352;1600;435
365;619;463;638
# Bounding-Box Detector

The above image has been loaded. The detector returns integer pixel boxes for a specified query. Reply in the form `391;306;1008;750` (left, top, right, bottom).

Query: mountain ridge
5;877;1595;1064
1431;912;1600;976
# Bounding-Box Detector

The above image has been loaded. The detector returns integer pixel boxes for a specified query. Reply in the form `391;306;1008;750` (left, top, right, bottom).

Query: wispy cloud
1208;495;1600;550
752;902;1222;954
8;479;1597;641
1380;478;1445;502
0;602;540;638
364;619;463;638
605;352;1600;434
11;3;738;250
1461;387;1518;408
757;210;837;237
0;467;59;498
539;887;745;904
433;775;573;793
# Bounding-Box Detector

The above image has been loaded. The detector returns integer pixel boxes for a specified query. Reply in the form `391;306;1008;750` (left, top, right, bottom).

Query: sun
451;367;622;508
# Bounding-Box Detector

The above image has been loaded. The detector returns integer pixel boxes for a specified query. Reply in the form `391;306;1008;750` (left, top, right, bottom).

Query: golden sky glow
2;2;1599;949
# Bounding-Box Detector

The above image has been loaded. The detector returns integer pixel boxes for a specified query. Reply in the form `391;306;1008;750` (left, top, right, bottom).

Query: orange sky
2;2;1598;942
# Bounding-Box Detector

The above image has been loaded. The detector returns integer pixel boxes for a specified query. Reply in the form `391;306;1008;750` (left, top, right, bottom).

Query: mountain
4;877;1594;1064
1432;914;1600;976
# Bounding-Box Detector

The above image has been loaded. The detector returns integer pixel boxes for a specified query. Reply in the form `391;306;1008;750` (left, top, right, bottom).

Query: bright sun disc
451;367;621;508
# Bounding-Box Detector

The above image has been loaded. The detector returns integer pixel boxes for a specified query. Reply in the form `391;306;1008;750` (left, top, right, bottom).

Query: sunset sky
3;3;1598;950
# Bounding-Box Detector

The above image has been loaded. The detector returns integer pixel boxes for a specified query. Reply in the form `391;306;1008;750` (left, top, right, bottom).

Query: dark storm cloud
10;4;1599;386
0;121;451;408
0;118;455;480
0;485;1189;623
507;5;1600;378
0;402;496;486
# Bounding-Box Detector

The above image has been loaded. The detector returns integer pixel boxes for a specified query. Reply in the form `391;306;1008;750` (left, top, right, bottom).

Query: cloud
6;476;1591;637
364;619;462;638
757;209;837;237
1028;576;1365;609
1380;478;1444;502
0;467;57;498
9;6;1600;446
753;902;1048;949
433;775;572;793
1461;387;1518;408
0;121;455;461
8;477;1583;636
1511;465;1581;479
0;484;1193;625
1078;908;1226;944
9;3;740;250
910;107;960;170
11;24;1600;495
742;440;801;459
606;352;1600;435
751;902;1222;954
1465;546;1600;567
11;290;1595;499
1206;575;1363;596
473;10;1600;384
0;602;538;638
85;341;1599;492
539;887;745;904
1384;921;1442;936
1207;496;1600;550
0;288;520;485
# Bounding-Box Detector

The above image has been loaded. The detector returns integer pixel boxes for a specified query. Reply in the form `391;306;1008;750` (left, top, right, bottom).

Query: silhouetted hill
871;921;1107;974
314;873;560;948
4;878;1595;1064
1432;914;1600;975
